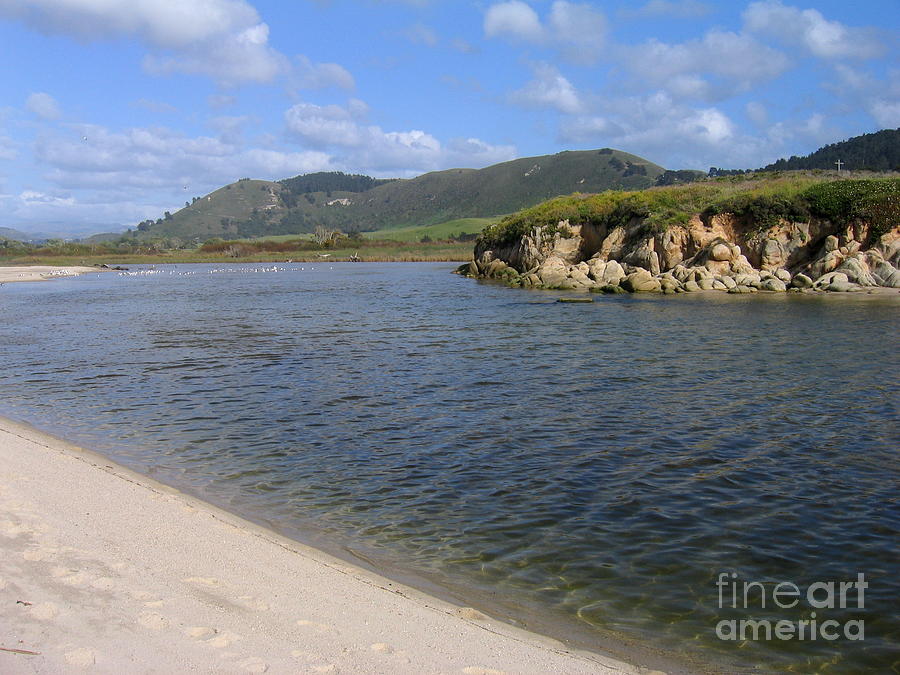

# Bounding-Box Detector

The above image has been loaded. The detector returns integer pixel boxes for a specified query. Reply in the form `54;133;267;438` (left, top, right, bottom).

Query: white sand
0;417;652;675
0;267;100;284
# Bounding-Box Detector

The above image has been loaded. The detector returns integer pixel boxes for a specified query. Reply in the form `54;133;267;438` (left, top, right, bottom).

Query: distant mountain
0;227;32;242
137;149;665;241
761;128;900;172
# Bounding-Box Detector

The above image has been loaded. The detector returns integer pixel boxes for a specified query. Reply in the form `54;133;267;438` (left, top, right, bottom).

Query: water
1;263;898;673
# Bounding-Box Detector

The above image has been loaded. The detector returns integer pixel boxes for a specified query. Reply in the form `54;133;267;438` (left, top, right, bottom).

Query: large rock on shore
467;209;900;296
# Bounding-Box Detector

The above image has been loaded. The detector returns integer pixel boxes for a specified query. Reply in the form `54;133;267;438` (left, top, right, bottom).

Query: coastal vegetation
477;172;899;249
465;171;900;295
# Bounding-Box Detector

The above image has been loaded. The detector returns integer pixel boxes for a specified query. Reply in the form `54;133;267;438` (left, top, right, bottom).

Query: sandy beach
0;267;100;284
0;417;651;675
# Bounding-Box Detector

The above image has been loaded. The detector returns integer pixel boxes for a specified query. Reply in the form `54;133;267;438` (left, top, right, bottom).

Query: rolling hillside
138;148;665;242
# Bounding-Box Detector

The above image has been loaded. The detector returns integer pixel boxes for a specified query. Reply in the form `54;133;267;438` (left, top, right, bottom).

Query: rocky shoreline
457;211;900;296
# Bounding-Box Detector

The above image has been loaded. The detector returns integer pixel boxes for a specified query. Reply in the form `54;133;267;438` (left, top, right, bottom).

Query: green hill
761;128;900;172
138;149;664;242
0;227;31;242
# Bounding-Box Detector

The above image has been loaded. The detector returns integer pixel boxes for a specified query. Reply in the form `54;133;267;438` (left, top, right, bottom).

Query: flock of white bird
117;266;333;277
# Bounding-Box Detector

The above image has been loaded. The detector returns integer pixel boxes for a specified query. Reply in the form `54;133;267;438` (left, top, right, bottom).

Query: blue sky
0;0;897;236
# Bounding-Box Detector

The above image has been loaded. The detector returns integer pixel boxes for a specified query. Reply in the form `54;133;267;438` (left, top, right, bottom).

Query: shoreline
0;415;656;674
0;265;101;284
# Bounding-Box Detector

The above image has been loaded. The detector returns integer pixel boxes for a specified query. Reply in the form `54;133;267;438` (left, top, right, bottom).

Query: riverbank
0;242;473;267
0;416;649;675
0;266;100;284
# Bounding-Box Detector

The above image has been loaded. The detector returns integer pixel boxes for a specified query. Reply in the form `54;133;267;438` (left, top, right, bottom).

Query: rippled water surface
1;263;898;673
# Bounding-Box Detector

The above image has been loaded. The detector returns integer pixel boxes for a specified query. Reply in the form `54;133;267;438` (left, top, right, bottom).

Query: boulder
760;278;787;292
824;235;839;252
827;281;860;293
761;239;785;270
730;255;756;275
621;271;661;293
710;242;734;262
586;258;607;281
728;285;758;294
601;260;626;285
872;262;900;288
775;268;792;283
659;276;681;293
718;275;737;289
791;273;813;289
698;278;717;291
683;280;701;292
837;257;878;286
814;271;849;290
485;259;509;278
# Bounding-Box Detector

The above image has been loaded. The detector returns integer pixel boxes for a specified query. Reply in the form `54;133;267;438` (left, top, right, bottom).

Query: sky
0;0;897;236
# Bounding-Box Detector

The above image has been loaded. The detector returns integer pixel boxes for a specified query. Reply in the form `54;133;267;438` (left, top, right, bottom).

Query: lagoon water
1;263;898;673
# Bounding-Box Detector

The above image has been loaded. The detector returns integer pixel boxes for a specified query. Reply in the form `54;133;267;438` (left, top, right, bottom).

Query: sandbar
0;417;652;674
0;266;99;284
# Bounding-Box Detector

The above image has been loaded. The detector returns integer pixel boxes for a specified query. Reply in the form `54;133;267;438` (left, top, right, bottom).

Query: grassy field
231;217;497;245
0;241;473;266
360;217;497;241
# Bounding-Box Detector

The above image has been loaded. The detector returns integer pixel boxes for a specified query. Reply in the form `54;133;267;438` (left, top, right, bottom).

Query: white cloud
0;0;286;85
745;101;768;126
561;92;738;167
292;56;355;91
34;123;331;194
510;63;583;114
450;38;477;54
0;135;16;161
284;100;516;173
484;1;607;62
284;102;367;148
869;100;900;128
403;23;439;47
484;1;543;42
26;92;62;120
624;30;790;101
743;1;884;60
621;0;712;18
825;65;900;130
133;98;178;114
208;94;237;109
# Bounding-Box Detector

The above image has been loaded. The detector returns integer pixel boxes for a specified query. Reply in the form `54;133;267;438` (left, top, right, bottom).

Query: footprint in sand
371;643;411;664
130;590;158;602
207;631;242;649
310;665;339;674
455;607;489;621
89;577;116;591
64;647;97;668
237;595;270;611
296;619;338;634
58;571;91;587
30;602;60;621
238;656;269;673
185;627;217;640
23;546;57;561
0;519;31;538
138;612;170;631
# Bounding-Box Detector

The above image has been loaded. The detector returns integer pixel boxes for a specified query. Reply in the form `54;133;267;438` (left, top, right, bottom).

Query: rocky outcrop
458;212;900;296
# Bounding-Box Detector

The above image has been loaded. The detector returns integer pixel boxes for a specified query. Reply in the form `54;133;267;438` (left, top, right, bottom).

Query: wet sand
0;266;99;284
0;417;650;674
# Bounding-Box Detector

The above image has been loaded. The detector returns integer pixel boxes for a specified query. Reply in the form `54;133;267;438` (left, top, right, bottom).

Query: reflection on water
1;263;898;673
